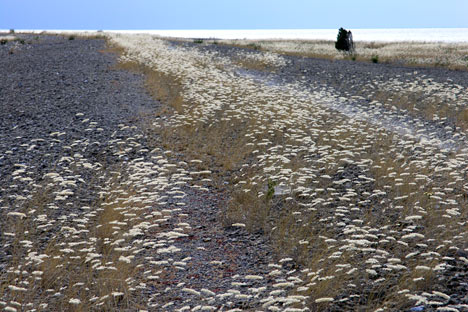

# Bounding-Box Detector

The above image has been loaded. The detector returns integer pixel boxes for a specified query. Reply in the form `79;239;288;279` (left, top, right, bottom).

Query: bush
68;35;75;40
266;179;277;201
335;27;354;52
193;39;203;44
247;43;261;51
371;55;379;63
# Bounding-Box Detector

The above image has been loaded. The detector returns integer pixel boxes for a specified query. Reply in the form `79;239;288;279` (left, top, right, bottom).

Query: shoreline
3;28;468;42
5;30;468;71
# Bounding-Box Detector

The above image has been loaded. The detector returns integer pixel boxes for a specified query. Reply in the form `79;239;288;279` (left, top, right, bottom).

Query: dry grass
217;39;468;135
5;33;464;310
0;165;149;311
109;34;468;310
219;39;468;70
116;60;185;115
370;86;468;131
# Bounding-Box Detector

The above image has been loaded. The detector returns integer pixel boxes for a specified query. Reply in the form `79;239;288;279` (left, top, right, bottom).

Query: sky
1;0;468;30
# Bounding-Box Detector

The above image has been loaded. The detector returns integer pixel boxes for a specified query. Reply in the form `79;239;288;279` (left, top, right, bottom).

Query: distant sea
4;28;468;42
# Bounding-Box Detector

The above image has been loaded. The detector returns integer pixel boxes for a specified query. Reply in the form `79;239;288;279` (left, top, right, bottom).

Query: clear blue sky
1;0;467;30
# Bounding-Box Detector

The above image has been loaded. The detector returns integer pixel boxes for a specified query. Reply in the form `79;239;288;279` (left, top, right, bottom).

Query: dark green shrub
68;35;75;40
335;27;354;52
371;55;379;63
0;39;7;45
193;39;203;44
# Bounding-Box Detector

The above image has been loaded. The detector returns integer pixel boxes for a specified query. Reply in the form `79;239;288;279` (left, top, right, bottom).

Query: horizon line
2;27;468;32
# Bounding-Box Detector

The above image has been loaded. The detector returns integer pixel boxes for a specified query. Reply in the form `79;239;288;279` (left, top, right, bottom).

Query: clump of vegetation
0;39;7;45
9;29;14;34
247;43;261;51
68;35;75;40
335;27;354;52
371;55;379;63
193;39;203;44
266;179;277;201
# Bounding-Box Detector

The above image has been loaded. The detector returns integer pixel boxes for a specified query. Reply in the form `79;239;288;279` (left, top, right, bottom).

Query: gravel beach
0;35;302;311
1;34;468;311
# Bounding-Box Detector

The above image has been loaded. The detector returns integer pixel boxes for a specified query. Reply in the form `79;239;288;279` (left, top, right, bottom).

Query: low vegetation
2;32;468;311
107;33;468;310
219;38;468;70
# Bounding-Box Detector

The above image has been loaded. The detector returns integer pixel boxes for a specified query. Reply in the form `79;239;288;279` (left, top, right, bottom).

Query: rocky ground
192;40;468;147
0;35;300;311
189;41;468;312
1;34;468;311
0;34;160;309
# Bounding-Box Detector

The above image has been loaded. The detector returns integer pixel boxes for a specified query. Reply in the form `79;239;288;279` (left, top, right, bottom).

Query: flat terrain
0;35;287;311
1;33;468;311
